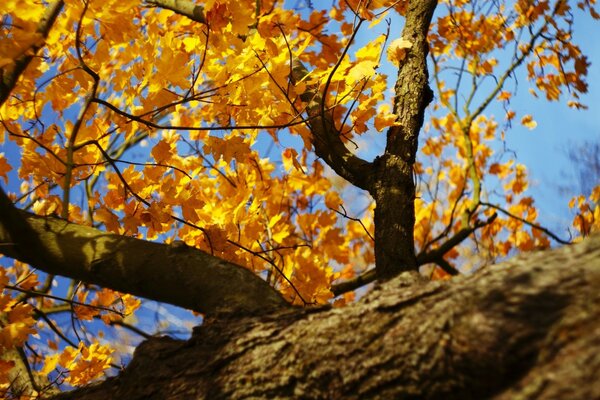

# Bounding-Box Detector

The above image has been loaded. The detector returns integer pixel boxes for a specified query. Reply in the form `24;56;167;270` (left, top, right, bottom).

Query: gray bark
51;235;600;399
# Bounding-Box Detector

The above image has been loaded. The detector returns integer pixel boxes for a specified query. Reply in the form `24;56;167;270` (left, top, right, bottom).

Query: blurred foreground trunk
53;235;600;400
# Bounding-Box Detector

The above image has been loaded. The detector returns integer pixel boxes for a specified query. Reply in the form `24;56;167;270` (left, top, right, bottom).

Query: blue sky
505;14;600;233
340;4;600;239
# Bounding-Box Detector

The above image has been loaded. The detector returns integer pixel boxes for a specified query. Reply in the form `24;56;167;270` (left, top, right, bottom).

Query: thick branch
290;61;374;191
0;188;289;316
0;0;64;107
52;235;600;399
145;0;206;24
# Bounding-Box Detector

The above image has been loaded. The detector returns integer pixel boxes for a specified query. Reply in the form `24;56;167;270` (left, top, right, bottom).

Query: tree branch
145;0;374;191
480;201;572;245
145;0;206;24
332;212;497;294
50;234;600;400
0;187;290;316
417;212;498;267
290;60;374;190
331;268;376;297
0;0;64;107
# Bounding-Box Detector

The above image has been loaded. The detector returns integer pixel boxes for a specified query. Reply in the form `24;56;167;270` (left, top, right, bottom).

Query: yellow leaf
282;148;302;171
40;354;60;376
0;303;36;349
268;213;283;229
374;104;397;132
387;38;412;65
368;12;386;28
498;91;512;101
324;191;342;209
271;227;290;243
205;135;251;164
121;294;141;315
95;207;121;233
521;114;537;130
182;36;200;52
346;60;378;83
65;342;113;386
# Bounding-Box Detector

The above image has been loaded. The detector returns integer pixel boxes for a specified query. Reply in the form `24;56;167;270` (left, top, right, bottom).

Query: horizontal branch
0;188;290;316
331;268;376;297
417;213;498;267
145;0;205;24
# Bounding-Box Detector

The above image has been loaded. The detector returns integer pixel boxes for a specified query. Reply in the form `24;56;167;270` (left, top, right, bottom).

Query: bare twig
480;202;571;245
331;268;376;297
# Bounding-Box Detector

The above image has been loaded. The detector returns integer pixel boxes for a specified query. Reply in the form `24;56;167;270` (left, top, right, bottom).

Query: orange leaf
0;153;12;184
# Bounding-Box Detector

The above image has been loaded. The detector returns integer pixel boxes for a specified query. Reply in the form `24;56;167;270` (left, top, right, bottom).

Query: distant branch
417;212;498;268
480;202;572;245
331;268;376;297
145;0;206;24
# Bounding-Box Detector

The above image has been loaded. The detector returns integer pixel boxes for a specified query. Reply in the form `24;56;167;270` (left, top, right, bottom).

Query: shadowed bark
50;235;600;400
0;188;289;316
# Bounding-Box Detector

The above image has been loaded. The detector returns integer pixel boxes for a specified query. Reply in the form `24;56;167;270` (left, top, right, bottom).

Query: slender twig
227;239;309;305
331;205;374;242
480;201;571;244
331;268;376;297
5;285;125;316
417;212;498;266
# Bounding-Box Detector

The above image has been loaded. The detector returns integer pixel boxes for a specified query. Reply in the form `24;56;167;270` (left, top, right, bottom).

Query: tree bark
51;235;600;400
370;0;437;280
0;188;289;316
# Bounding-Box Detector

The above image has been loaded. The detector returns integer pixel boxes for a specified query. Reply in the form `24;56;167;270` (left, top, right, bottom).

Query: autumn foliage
0;0;599;396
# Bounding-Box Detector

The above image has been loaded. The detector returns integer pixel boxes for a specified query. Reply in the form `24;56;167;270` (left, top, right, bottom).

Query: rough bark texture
371;0;437;280
51;235;600;400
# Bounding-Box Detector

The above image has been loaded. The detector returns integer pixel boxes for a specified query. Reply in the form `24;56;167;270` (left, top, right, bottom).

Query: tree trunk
370;0;437;280
52;235;600;400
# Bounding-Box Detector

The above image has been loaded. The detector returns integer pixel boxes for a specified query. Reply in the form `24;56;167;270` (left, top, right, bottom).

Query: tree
0;0;598;397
